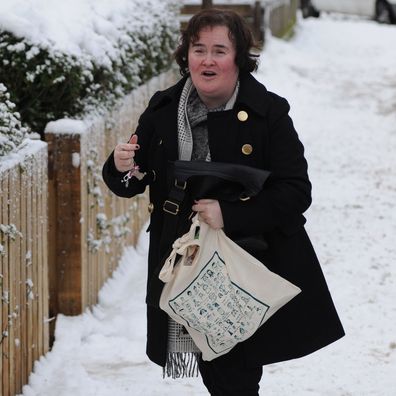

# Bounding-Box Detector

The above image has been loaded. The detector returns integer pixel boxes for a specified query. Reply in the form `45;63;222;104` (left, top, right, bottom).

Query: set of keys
121;135;145;187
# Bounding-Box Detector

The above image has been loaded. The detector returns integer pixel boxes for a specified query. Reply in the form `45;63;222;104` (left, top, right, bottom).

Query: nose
202;53;215;65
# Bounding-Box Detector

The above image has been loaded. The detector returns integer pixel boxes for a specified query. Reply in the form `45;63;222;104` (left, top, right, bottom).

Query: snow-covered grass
20;15;396;396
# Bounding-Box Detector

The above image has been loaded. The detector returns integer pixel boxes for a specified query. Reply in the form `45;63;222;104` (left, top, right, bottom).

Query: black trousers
198;357;263;396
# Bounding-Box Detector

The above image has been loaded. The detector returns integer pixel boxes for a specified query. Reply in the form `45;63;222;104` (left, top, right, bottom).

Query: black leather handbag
169;160;271;202
166;160;271;254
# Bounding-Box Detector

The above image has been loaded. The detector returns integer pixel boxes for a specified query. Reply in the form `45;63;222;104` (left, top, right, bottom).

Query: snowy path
21;16;396;396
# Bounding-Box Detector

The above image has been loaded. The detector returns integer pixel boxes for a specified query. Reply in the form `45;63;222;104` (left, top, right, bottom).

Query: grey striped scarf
177;76;239;161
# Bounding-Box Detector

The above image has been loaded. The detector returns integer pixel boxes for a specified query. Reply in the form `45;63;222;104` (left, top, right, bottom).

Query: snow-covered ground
20;15;396;396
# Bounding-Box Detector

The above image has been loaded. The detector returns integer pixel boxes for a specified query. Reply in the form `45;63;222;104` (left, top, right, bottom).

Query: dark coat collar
237;72;270;117
150;71;270;117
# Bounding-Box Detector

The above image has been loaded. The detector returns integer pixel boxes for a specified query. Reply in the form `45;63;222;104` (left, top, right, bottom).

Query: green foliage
0;7;179;137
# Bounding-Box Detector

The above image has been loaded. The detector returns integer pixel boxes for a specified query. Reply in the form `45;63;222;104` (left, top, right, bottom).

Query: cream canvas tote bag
159;215;301;361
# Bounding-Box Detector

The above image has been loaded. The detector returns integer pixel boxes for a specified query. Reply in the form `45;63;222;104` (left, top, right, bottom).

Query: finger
117;150;135;160
197;213;206;223
124;143;140;150
195;199;216;204
129;134;138;145
118;158;133;166
194;198;215;204
116;144;135;152
192;203;205;212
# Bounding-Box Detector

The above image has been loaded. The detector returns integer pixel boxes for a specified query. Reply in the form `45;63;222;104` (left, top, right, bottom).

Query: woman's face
188;25;239;109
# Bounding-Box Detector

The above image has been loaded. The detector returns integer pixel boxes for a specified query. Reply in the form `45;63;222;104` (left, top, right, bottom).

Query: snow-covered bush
0;83;29;157
0;0;180;135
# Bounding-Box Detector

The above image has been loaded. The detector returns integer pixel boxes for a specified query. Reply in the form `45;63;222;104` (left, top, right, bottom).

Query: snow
0;0;178;67
44;119;88;135
0;83;29;158
72;153;81;168
0;139;47;174
20;14;396;396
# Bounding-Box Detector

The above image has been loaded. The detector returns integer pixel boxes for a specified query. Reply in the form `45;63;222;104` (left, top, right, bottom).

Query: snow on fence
0;140;49;396
44;70;177;325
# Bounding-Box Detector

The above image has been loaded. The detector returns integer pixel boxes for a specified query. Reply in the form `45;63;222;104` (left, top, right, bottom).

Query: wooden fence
0;70;176;395
0;141;49;396
44;70;177;334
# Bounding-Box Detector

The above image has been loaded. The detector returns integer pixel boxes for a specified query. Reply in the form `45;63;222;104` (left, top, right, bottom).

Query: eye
194;48;204;54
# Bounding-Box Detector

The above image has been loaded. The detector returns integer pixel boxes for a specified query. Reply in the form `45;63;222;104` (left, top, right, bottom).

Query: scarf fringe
163;352;200;379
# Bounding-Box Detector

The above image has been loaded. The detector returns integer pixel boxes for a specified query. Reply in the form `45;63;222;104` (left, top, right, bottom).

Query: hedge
0;83;28;157
0;1;180;143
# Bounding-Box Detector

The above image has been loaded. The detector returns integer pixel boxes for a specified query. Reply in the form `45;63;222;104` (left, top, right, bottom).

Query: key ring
122;171;133;183
120;134;145;187
121;163;145;187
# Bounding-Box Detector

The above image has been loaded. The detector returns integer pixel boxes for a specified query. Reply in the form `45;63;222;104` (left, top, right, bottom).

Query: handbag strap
157;171;194;281
162;179;188;216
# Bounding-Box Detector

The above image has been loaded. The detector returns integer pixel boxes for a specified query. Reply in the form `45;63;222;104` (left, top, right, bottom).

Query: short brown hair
174;8;259;76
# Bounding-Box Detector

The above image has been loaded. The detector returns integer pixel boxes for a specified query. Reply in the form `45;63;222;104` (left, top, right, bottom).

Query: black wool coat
102;72;345;368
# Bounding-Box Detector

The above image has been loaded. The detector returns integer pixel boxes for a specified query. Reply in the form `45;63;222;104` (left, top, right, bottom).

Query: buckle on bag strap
163;200;180;215
174;179;187;190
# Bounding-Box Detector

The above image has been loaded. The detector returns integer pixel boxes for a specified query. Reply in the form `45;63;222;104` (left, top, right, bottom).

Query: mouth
201;70;217;77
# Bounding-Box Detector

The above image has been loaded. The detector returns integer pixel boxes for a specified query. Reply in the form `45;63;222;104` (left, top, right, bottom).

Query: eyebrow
192;43;229;50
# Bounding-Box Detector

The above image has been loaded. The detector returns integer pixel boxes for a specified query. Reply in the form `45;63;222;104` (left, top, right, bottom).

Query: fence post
202;0;213;9
46;133;83;319
254;1;265;45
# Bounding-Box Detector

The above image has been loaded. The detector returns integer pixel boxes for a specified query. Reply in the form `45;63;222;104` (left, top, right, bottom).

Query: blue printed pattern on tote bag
168;252;270;355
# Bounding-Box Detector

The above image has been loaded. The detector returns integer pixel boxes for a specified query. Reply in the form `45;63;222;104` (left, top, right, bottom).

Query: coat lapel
207;109;239;162
154;101;179;161
207;73;270;163
150;77;187;162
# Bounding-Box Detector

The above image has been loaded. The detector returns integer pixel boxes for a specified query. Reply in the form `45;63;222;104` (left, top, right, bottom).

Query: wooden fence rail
0;141;49;396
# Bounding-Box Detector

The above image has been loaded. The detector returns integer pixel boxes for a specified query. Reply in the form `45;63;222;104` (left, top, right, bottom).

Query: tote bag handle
159;215;201;283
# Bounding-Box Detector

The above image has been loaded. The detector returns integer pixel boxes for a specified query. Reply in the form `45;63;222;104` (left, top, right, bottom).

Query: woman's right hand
114;134;140;172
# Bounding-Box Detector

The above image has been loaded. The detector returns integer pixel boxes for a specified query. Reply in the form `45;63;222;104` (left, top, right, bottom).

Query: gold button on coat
242;144;253;155
148;202;154;214
237;110;248;122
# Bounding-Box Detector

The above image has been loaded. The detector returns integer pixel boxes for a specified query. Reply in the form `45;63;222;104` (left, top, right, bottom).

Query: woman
102;8;344;396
